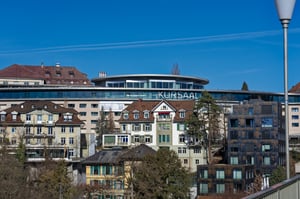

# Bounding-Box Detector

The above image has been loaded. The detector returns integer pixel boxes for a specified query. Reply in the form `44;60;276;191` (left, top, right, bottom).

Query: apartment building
82;144;156;199
0;100;84;160
227;99;285;176
102;99;206;172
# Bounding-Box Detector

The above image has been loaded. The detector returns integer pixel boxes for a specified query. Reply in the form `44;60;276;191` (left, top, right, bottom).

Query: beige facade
0;101;83;160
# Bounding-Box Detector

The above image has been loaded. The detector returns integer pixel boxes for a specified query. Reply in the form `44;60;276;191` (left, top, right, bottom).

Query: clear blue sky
0;0;300;93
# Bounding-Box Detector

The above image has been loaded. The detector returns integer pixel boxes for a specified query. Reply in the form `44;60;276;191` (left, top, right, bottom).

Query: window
230;157;238;164
216;184;225;193
133;135;140;143
178;147;187;154
216;170;225;179
144;135;152;143
37;114;42;122
158;134;170;143
292;123;299;127
195;159;200;164
37;126;42;134
11;127;16;134
91;104;98;108
194;148;201;153
91;166;100;175
26;114;31;121
179;111;185;118
261;118;273;128
199;169;208;178
68;104;75;108
61;126;66;133
69;137;74;144
117;135;128;144
121;124;126;132
183;159;188;164
133;111;139;119
233;169;242;179
123;112;129;119
230;119;239;127
69;126;74;133
91;112;98;116
63;113;73;121
248;107;254;115
292;115;299;120
12;113;17;121
247;131;254;139
230;131;238;139
61;137;66;145
246;156;255;165
263;156;271;165
144;111;149;119
80;112;86;116
199;183;208;194
246;118;255;127
158;112;170;120
0;114;5;121
261;105;273;114
69;149;74;157
26;127;31;135
179;134;185;143
262;131;271;139
262;144;271;152
79;104;87;108
36;138;41;144
48;127;53;135
48;114;53;122
132;124;141;131
158;123;171;131
231;147;239;152
143;123;151;131
178;124;185;131
292;107;299;112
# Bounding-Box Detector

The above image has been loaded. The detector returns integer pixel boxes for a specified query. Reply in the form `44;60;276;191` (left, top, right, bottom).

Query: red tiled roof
0;64;92;86
118;99;195;123
289;82;300;93
1;100;83;125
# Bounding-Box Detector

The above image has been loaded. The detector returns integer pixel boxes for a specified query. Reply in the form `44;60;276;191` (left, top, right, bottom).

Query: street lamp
274;0;296;179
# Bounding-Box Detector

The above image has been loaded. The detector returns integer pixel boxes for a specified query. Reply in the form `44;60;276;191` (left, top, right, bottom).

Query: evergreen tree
185;91;221;164
241;81;249;91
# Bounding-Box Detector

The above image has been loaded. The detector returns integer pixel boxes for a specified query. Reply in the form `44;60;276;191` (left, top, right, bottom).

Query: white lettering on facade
158;91;197;99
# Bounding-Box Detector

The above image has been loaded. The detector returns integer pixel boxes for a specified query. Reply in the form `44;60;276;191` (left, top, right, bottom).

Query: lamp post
275;0;296;179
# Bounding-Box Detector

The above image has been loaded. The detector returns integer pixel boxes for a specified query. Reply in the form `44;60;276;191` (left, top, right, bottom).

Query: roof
82;144;156;165
120;144;156;161
91;73;209;85
118;99;195;122
82;149;125;165
289;82;300;93
0;100;83;125
0;64;92;86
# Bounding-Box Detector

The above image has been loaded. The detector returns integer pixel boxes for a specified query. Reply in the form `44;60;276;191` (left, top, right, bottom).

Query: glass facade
0;87;290;102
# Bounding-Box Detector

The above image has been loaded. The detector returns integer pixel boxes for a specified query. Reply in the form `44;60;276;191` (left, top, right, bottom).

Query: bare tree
171;63;180;75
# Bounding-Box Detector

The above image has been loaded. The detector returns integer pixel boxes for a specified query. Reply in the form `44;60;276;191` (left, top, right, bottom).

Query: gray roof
82;144;156;165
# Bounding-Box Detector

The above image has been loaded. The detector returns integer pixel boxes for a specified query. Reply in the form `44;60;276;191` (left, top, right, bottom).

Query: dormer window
179;110;186;118
144;110;150;119
45;71;51;77
133;110;139;119
69;71;74;78
123;111;129;120
0;111;6;121
64;112;73;122
12;111;18;121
